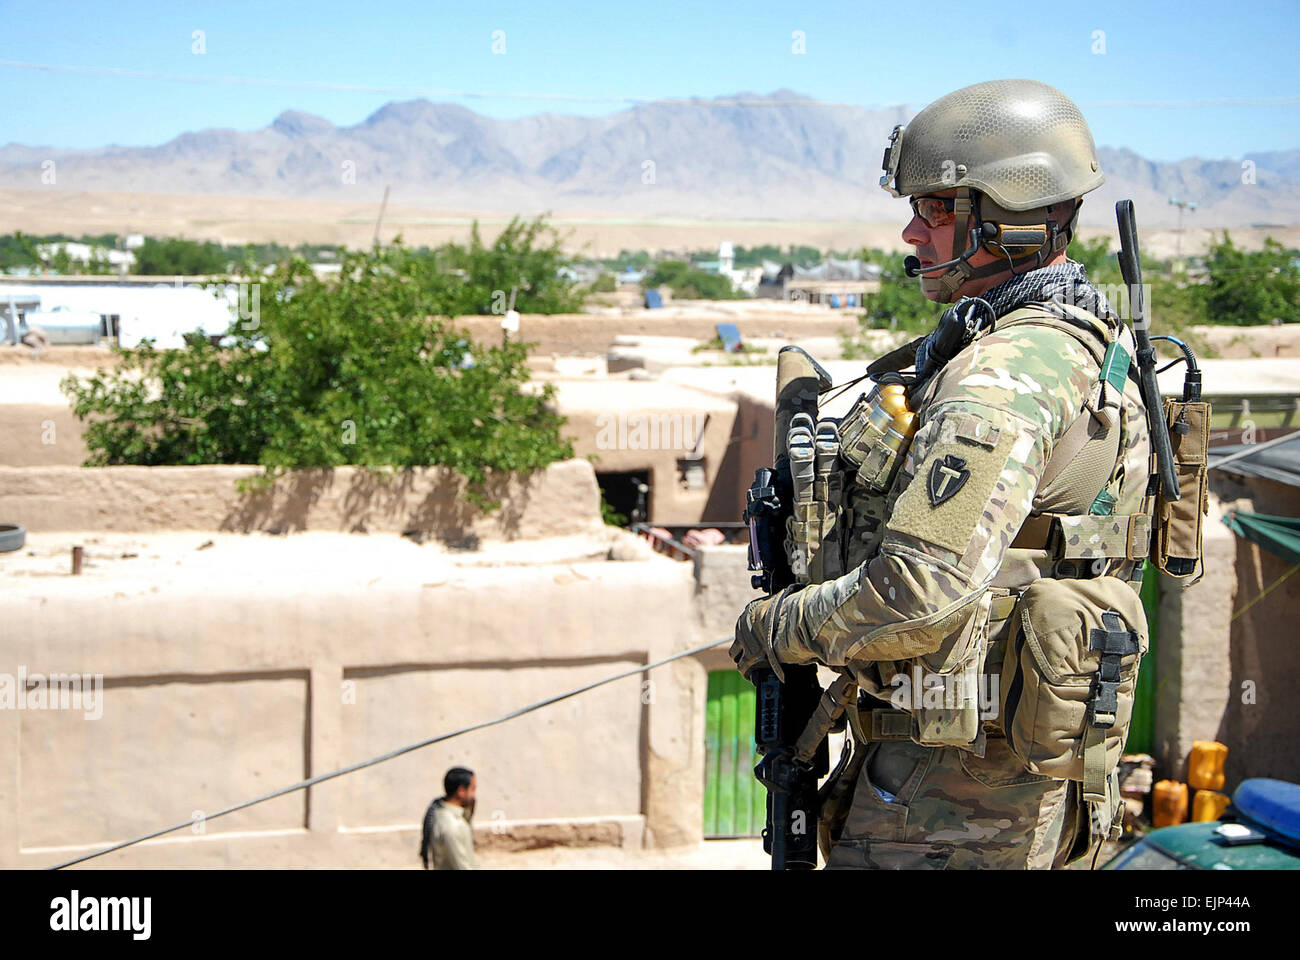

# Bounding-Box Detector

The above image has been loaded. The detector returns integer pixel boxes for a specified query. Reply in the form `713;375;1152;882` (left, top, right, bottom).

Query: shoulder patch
886;403;1041;573
927;454;970;506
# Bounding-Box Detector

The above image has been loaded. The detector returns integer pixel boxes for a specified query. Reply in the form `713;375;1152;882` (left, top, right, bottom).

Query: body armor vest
786;300;1154;832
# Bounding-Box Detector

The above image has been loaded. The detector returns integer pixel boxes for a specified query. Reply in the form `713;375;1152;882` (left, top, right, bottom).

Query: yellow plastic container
1192;790;1231;822
1188;741;1228;791
1153;780;1189;827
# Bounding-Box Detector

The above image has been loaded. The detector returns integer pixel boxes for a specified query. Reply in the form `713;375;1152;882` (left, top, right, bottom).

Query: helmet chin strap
917;189;1070;303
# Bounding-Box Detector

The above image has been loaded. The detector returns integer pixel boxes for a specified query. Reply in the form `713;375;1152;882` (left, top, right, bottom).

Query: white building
0;279;243;349
713;242;762;296
35;242;136;271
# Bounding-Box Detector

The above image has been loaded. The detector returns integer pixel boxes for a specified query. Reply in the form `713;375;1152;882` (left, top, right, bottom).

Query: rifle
743;345;832;870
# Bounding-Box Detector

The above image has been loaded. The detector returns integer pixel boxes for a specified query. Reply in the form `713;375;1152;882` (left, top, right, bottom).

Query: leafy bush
1202;233;1300;325
61;239;575;506
134;237;230;275
732;244;824;268
432;217;587;315
589;273;617;293
644;260;740;300
599;492;628;527
0;232;44;270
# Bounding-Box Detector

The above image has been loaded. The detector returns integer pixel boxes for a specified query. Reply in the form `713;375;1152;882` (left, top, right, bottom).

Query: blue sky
2;0;1298;160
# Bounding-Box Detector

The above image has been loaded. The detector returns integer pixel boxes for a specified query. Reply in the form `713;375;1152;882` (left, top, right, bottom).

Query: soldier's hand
730;591;791;680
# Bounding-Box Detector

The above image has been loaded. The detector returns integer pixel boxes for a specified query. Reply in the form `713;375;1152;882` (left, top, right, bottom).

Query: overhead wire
3;59;1298;112
47;634;732;870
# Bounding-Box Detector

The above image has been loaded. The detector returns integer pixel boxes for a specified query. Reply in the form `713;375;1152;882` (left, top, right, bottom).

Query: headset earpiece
989;224;1049;255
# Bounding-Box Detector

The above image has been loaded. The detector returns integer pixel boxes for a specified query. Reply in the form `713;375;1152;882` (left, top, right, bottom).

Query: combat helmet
880;78;1104;301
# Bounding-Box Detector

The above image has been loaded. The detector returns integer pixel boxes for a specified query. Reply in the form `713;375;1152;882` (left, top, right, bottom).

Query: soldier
732;79;1153;869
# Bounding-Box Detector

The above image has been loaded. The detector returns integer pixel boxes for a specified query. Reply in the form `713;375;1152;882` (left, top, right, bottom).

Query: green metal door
1127;562;1159;754
703;670;766;837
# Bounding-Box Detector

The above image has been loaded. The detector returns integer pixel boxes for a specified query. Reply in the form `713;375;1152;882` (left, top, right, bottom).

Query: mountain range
4;91;1297;228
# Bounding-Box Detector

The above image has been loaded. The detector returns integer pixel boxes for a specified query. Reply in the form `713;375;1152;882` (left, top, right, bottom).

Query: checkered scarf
979;258;1114;321
908;259;1115;381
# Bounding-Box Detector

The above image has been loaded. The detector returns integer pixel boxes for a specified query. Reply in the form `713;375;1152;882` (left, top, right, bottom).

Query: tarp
1212;435;1300;488
715;323;741;353
1223;510;1300;565
790;258;882;282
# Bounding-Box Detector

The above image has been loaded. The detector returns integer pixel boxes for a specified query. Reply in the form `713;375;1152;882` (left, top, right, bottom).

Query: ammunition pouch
785;416;847;583
1010;512;1152;571
839;389;912;494
1154;399;1211;580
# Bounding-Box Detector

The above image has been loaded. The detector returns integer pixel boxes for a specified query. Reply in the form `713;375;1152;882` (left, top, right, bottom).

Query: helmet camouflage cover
881;78;1104;211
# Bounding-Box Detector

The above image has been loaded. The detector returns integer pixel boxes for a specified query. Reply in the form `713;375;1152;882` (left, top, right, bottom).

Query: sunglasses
909;195;958;228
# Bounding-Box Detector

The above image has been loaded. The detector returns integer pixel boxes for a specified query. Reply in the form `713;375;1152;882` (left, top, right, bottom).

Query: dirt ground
5;313;1297;371
480;836;1121;869
3;187;1294;260
0;293;863;365
462;300;860;357
477;837;768;870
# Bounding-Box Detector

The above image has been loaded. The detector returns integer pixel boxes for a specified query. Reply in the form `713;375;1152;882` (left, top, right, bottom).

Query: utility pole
501;286;518;345
373;185;391;248
1168;196;1197;260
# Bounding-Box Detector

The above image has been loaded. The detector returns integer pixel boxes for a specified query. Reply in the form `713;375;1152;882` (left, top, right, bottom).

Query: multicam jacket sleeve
775;323;1100;668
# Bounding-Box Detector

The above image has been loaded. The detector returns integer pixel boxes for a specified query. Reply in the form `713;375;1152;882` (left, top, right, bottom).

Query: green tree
644;259;740;299
0;232;43;270
1202;233;1300;325
134;237;230;275
61;241;574;506
48;246;75;275
434;216;587;315
600;249;654;272
1067;236;1122;286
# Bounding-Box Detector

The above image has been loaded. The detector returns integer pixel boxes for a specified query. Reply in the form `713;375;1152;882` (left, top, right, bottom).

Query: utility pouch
785;415;817;582
813;419;846;582
1154;399;1212;580
906;591;994;748
842;484;888;572
999;576;1148;801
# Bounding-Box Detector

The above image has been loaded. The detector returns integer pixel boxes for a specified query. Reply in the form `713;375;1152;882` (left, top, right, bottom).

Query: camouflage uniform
734;79;1155;869
774;296;1150;870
